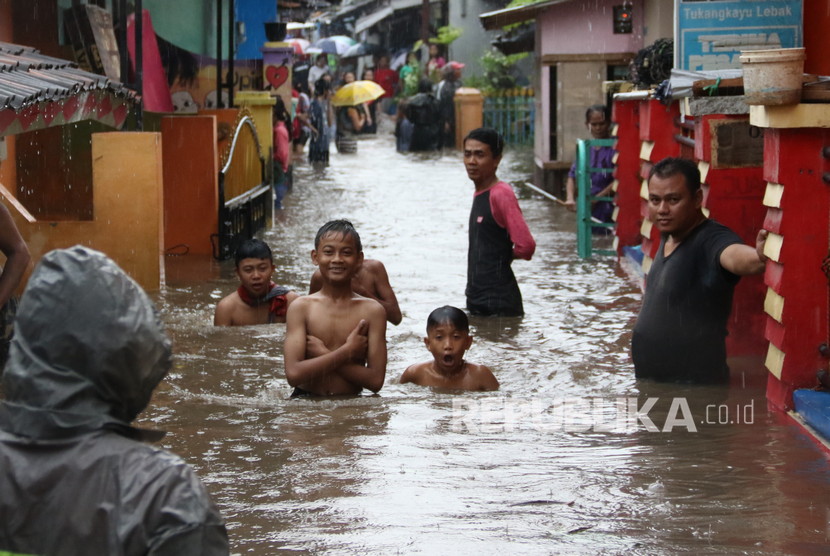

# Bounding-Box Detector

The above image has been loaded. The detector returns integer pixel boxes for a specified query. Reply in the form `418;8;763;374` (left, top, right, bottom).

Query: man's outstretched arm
720;229;768;276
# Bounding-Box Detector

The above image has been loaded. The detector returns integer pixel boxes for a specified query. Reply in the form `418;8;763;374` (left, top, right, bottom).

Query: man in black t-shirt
632;157;768;383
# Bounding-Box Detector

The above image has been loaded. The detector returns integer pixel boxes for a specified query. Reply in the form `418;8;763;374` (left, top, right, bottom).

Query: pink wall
539;0;644;56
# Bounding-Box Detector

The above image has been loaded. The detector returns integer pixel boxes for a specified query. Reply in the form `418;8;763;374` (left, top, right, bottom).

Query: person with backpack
406;79;441;151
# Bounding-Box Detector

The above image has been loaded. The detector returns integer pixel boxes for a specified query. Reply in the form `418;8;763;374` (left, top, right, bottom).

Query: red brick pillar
611;99;642;254
760;127;830;409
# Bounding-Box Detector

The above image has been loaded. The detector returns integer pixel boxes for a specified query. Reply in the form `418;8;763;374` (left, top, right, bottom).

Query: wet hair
585;104;611;123
426;305;469;333
294;78;310;96
314;78;330;97
649;157;701;194
235;238;273;266
463;127;505;158
274;95;291;124
417;78;432;94
361;67;374;80
314;219;363;251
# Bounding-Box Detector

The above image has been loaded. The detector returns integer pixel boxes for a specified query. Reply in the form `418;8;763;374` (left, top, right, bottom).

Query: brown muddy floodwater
149;125;829;554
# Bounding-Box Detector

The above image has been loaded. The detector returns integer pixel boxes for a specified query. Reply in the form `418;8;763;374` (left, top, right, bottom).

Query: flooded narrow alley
152;126;830;554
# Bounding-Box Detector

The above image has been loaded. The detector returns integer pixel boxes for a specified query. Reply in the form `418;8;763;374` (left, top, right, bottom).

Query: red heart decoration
266;65;289;89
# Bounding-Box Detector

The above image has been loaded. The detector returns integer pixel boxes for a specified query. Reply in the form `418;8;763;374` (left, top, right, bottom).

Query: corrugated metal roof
479;0;575;30
0;42;135;112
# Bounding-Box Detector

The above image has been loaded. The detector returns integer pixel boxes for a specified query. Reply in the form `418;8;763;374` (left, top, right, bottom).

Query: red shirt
374;68;398;98
479;181;536;260
273;121;290;172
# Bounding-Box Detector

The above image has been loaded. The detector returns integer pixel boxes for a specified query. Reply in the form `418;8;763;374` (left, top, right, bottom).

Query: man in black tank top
632;158;768;383
463;128;535;317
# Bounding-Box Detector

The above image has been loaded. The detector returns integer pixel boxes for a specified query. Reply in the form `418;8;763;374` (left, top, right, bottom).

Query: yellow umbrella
331;80;385;106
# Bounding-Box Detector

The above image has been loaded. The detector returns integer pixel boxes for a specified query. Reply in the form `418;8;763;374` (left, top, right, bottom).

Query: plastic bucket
739;48;805;106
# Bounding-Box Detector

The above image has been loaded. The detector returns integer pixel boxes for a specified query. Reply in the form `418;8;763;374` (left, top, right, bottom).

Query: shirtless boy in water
309;258;402;325
284;220;387;396
214;239;299;326
400;306;499;391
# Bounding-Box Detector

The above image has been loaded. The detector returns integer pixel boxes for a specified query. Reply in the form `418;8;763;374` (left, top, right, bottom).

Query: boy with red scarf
214;239;298;325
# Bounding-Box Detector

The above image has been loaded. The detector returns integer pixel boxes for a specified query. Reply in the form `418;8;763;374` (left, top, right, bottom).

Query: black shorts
293;129;309;146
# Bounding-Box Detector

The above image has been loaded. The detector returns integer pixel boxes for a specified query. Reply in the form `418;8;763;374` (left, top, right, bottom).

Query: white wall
448;0;503;78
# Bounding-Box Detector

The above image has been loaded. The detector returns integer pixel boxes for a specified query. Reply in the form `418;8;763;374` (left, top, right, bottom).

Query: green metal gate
575;138;616;258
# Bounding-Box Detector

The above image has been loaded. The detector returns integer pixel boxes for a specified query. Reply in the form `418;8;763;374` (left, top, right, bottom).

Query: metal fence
575;138;616;259
214;113;270;260
482;88;535;146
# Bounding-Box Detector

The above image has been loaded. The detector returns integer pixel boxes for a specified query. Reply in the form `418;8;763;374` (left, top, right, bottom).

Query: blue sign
677;0;802;71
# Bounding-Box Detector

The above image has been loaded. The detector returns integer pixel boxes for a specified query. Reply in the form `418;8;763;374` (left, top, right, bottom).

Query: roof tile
0;41;135;113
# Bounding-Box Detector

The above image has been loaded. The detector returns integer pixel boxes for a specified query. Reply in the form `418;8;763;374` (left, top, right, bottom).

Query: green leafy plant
471;49;529;94
464;75;488;90
430;25;463;46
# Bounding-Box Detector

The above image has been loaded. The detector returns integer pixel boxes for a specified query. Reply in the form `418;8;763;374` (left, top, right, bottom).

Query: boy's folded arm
283;301;350;386
336;359;386;393
334;307;387;392
285;348;352;386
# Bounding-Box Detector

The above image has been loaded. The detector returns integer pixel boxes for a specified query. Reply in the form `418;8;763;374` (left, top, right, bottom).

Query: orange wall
161;115;219;255
202;108;242;162
804;0;830;75
5;132;165;291
0;136;16;199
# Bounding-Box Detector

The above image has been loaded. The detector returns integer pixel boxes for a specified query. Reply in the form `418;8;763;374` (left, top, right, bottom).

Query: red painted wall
611;100;642;252
763;128;830;409
803;0;830;75
694;115;767;357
